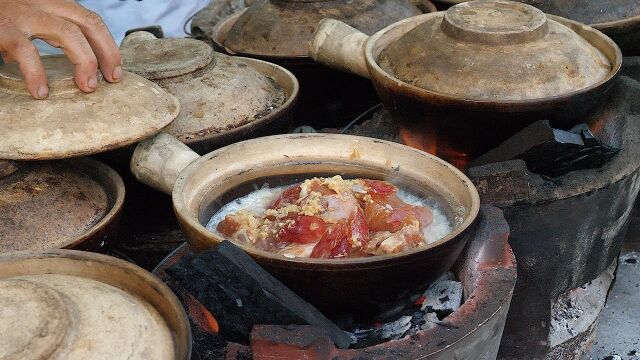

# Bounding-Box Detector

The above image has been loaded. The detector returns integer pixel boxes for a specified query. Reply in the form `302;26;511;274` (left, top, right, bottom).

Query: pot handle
309;19;370;79
130;133;201;195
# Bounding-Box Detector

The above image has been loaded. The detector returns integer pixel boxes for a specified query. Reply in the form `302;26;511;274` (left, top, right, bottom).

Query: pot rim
60;157;125;250
364;12;622;109
0;249;192;359
180;56;299;146
172;133;481;267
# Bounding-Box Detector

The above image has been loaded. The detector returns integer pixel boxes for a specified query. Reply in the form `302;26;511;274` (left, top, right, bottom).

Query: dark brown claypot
310;0;622;165
130;133;480;318
0;158;124;254
206;0;429;127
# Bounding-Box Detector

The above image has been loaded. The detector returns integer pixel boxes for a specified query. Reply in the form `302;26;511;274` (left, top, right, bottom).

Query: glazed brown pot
0;249;191;359
208;0;430;127
310;1;622;164
130;133;480;318
0;158;124;254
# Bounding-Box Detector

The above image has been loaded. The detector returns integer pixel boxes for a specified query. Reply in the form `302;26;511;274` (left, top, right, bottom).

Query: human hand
0;0;121;99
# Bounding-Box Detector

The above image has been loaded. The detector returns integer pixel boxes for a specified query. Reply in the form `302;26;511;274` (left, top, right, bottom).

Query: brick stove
346;73;640;359
154;206;516;359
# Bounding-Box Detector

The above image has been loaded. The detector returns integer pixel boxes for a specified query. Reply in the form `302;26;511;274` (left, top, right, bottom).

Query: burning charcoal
348;315;413;348
470;120;619;178
421;280;463;320
166;241;351;349
347;272;464;348
191;327;228;360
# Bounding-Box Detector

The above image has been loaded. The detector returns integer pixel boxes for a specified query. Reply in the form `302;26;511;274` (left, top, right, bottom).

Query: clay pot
0;249;191;359
309;0;622;164
121;32;299;154
205;0;430;127
0;55;180;252
0;158;124;253
129;132;480;318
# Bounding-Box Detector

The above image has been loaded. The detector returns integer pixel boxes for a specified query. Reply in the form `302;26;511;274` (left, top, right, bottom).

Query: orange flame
185;294;220;333
399;125;470;170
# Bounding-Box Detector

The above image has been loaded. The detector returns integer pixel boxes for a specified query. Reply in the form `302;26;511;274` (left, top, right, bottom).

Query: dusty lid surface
121;33;215;79
0;274;174;360
377;0;613;101
159;53;287;143
0;162;108;252
222;0;421;58
517;0;640;26
0;55;180;160
121;35;289;144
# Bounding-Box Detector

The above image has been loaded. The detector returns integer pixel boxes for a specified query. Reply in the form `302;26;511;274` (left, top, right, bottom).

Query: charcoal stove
153;206;516;359
344;74;640;359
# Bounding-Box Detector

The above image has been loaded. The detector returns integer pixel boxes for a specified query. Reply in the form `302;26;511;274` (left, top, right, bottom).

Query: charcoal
470;120;619;178
421;280;463;320
191;326;228;360
166;241;351;349
470;120;558;167
347;273;463;348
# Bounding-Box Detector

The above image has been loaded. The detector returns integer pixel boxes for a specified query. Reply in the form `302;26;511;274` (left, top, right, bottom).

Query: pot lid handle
0;56;100;96
441;0;548;45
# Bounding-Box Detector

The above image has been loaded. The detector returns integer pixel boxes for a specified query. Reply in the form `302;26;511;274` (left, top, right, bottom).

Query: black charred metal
166;240;351;349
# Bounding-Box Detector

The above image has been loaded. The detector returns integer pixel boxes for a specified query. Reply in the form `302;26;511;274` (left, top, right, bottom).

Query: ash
347;272;463;348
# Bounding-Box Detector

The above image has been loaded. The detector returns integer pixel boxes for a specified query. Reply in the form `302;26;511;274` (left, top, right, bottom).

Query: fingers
18;11;99;93
0;20;48;99
34;0;122;83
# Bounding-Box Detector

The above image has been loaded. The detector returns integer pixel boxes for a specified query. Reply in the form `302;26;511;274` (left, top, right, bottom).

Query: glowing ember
399;126;470;170
186;294;220;333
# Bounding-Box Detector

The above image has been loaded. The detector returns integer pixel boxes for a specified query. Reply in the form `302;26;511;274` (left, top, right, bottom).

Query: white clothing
37;0;210;54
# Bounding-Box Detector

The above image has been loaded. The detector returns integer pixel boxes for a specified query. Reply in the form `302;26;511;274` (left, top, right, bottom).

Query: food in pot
0;274;174;359
207;176;451;258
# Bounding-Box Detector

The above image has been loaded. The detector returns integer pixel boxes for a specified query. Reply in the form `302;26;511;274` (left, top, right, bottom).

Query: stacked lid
121;32;293;148
0;55;178;252
0;55;179;160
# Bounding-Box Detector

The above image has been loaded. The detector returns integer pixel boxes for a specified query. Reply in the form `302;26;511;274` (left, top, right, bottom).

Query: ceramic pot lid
377;0;613;101
517;0;640;27
0;275;174;359
122;34;287;144
222;0;421;58
121;32;215;79
0;55;180;160
0;161;109;252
